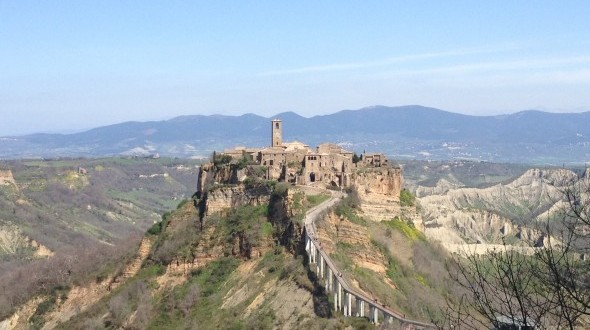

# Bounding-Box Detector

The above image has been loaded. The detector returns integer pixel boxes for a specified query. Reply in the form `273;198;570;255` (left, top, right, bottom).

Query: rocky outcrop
195;164;270;227
420;168;580;248
0;169;16;187
415;178;463;197
196;163;252;193
353;167;402;200
352;167;404;221
318;212;387;274
507;168;578;189
0;225;53;257
205;185;271;217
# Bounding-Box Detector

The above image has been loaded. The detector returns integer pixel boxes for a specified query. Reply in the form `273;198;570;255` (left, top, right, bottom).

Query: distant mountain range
2;105;590;164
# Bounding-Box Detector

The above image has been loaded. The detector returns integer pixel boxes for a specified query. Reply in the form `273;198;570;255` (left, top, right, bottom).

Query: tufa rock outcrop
352;166;404;221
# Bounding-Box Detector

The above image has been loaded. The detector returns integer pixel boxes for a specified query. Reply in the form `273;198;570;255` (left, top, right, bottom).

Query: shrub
146;212;171;236
399;189;415;207
213;154;232;168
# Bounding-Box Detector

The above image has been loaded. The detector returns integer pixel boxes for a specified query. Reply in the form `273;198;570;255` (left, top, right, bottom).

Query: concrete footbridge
303;190;436;329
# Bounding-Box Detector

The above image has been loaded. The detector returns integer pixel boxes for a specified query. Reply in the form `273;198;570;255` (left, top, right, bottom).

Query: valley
1;155;589;329
0;157;200;320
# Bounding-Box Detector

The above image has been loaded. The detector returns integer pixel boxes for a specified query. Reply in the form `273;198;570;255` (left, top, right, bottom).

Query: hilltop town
220;119;394;188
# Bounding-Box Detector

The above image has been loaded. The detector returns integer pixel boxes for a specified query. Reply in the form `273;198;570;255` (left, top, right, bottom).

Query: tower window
275;122;279;129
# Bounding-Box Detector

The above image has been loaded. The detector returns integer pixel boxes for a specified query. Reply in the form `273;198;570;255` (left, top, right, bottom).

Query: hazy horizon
4;104;590;137
2;2;590;135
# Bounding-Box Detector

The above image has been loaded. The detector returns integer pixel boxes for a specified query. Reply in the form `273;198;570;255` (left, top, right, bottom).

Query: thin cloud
393;56;590;76
260;43;526;76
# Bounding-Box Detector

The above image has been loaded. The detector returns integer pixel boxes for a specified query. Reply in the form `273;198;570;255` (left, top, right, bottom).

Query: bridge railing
303;194;436;329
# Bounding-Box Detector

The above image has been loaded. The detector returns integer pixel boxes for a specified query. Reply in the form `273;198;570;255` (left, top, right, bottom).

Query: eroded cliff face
353;167;402;199
205;186;271;217
0;225;54;258
317;212;387;274
0;169;16;187
352;167;403;221
419;168;582;249
415;178;462;198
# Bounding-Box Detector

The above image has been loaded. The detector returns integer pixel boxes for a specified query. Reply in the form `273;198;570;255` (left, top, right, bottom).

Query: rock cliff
352;166;403;221
419;168;582;249
204;185;271;217
353;167;403;200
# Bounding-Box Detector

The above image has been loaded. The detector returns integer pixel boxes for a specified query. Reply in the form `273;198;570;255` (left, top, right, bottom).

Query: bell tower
271;119;282;147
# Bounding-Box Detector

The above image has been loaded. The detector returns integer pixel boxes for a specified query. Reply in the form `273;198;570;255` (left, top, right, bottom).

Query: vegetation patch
334;192;366;226
399;188;415;207
147;211;171;236
29;296;57;329
383;217;424;241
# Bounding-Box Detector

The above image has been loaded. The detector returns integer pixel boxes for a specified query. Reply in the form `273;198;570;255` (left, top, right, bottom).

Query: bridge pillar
385;314;393;324
314;246;317;264
373;306;379;325
346;291;352;317
337;281;342;312
319;255;325;278
315;250;320;273
358;299;364;317
305;235;312;264
326;268;331;293
332;271;337;293
369;305;379;324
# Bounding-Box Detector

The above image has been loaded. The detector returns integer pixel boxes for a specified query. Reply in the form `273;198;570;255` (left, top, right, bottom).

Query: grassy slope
320;198;459;324
59;191;373;329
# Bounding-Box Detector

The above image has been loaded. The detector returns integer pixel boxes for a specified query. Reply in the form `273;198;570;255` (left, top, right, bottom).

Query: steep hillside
0;160;455;329
3;183;374;329
0;158;199;319
5;158;574;328
314;190;456;325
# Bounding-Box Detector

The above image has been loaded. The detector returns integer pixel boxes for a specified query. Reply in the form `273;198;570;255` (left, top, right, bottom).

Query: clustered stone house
221;119;389;187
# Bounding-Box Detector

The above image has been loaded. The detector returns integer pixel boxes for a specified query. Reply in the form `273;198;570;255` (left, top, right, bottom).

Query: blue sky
1;1;590;135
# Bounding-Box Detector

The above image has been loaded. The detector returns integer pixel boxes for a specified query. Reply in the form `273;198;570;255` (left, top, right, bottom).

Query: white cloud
260;43;526;76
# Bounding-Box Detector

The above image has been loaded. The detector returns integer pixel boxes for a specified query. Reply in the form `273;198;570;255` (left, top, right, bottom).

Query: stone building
271;119;283;147
358;152;388;168
220;119;394;188
304;144;353;187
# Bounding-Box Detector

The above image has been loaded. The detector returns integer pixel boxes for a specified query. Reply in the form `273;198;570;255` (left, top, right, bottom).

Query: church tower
271;119;282;147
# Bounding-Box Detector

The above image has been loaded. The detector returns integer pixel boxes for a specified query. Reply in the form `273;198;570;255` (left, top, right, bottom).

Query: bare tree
440;169;590;329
